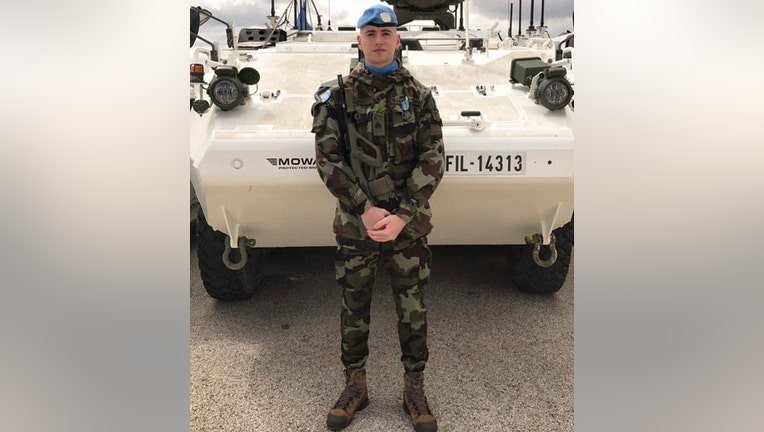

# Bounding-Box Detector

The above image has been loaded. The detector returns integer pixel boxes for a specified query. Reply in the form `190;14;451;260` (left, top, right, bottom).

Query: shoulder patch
314;87;332;103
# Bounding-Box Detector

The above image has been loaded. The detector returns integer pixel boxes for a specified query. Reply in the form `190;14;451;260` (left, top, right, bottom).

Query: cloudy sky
192;0;574;45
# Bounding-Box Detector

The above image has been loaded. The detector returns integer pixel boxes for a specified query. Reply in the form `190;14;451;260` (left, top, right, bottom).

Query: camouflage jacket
311;63;445;242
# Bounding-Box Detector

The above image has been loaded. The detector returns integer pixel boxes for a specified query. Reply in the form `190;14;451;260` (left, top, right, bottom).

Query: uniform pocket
390;103;418;163
310;102;327;133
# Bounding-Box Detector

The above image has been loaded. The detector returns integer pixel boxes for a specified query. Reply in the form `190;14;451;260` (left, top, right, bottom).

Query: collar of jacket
348;62;412;86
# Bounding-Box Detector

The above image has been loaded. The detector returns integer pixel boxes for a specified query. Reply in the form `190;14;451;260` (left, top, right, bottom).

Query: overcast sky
192;0;574;45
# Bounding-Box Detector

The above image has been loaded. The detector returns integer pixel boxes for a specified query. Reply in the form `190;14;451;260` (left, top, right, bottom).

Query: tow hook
524;233;558;268
222;236;256;270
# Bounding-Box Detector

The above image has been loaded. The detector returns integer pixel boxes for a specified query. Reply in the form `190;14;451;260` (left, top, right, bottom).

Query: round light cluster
204;66;260;111
208;77;244;111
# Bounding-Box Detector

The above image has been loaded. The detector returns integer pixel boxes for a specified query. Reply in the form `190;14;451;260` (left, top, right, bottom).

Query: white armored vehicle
190;0;574;300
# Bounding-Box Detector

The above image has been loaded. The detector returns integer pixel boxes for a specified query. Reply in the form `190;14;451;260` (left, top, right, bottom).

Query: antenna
267;0;278;28
540;0;545;27
459;2;464;31
327;0;332;30
508;2;513;38
517;0;522;37
528;0;535;33
293;0;298;29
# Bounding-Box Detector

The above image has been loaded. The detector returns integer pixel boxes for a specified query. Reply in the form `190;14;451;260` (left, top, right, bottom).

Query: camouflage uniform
312;62;445;372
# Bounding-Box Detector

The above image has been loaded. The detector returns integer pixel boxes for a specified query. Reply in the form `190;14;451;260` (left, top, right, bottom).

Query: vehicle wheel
195;208;265;301
507;219;573;294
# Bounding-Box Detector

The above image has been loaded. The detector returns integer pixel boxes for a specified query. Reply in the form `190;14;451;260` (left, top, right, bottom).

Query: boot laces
407;389;431;416
334;383;360;410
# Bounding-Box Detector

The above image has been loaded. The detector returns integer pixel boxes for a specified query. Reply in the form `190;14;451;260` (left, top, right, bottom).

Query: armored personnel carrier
190;0;574;300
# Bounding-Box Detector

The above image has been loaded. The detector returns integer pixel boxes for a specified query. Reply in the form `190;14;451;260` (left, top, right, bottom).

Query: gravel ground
190;242;573;432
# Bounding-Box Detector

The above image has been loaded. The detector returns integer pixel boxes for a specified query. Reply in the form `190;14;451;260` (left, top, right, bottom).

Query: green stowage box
509;57;550;86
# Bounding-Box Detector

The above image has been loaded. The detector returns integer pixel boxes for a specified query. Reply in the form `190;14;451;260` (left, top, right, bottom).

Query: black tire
507;219;574;294
195;208;266;301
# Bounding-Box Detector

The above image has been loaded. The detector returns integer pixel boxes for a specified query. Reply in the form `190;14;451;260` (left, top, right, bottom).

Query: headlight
208;76;244;110
537;77;573;110
206;66;246;111
530;67;573;111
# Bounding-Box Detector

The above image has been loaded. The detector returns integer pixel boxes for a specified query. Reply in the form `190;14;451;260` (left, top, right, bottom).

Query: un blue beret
357;4;398;28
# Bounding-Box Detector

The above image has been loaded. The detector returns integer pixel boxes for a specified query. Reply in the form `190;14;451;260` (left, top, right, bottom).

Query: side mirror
190;8;200;47
190;7;233;49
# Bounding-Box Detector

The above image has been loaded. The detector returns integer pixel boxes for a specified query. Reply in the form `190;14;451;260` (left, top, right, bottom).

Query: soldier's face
357;26;400;68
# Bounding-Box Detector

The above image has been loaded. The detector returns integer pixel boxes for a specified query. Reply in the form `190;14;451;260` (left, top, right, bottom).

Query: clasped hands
361;206;406;242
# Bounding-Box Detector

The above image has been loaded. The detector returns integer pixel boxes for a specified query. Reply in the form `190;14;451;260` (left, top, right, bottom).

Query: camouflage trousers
334;235;431;372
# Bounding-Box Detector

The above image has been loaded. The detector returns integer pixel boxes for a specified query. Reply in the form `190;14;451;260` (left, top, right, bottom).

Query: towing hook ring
532;233;558;268
223;237;248;270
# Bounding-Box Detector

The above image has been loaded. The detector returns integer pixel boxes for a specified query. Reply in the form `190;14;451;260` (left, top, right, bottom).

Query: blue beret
357;4;398;28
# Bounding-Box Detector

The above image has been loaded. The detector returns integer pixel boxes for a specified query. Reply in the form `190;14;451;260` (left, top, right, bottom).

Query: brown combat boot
403;371;438;432
326;368;369;430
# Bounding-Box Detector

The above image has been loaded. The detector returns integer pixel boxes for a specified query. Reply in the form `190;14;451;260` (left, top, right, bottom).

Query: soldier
311;4;445;432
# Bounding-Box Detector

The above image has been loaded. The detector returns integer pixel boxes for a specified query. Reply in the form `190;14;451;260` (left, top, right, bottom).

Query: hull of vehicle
190;33;573;247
